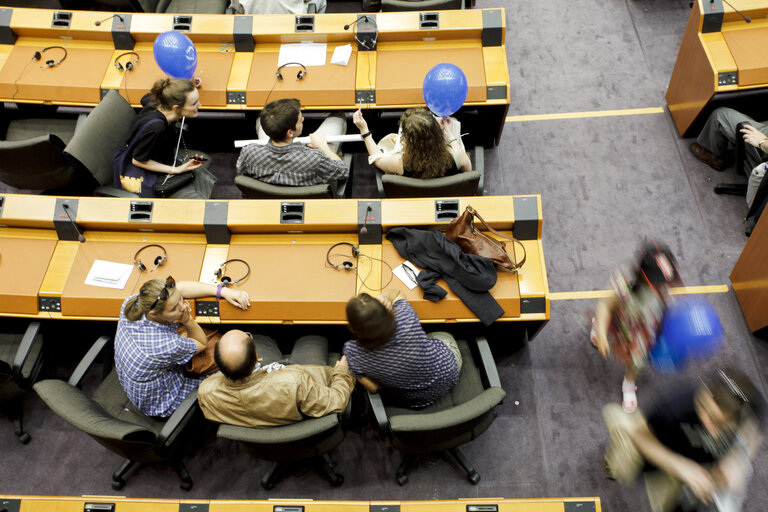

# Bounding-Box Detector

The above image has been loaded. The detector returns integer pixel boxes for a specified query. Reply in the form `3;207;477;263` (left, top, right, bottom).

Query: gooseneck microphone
717;0;751;22
95;14;125;26
62;203;85;243
360;203;373;235
344;15;370;31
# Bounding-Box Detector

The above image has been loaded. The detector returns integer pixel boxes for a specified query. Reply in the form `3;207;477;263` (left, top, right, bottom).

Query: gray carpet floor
2;0;768;510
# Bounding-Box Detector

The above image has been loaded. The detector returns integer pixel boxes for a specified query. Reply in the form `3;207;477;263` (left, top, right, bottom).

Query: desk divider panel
0;194;55;228
76;198;207;232
228;199;359;233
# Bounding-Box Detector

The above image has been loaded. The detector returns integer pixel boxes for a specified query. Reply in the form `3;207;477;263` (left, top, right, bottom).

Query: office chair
131;0;229;13
367;336;506;485
0;322;44;444
33;336;204;490
235;153;351;199
375;146;484;198
380;0;464;11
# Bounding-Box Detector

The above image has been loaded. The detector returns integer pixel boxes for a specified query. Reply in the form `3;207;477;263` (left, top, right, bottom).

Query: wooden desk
0;228;58;316
730;209;768;332
667;0;768;136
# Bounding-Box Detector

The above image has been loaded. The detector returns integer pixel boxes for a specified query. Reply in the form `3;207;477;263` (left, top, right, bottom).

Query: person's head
259;98;303;142
214;330;257;381
696;368;763;438
399;107;453;179
632;240;682;294
345;293;396;350
124;276;186;323
150;78;200;118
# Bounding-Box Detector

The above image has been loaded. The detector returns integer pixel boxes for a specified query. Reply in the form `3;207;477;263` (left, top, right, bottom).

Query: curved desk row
0;195;548;333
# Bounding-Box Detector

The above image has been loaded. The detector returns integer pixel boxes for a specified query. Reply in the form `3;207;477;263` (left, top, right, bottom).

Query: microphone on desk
720;0;751;22
95;14;125;26
62;203;85;243
344;15;370;31
360;203;372;236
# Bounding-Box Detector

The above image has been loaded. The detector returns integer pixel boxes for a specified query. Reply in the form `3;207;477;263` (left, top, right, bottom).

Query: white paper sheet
85;259;133;290
278;42;327;68
234;134;363;148
330;44;352;66
393;261;421;290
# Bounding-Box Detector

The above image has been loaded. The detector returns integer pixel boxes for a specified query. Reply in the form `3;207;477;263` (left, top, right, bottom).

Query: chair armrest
12;321;42;380
366;389;390;433
375;170;385;198
389;387;506;432
68;336;112;388
94;185;140;198
157;388;199;451
335;153;353;198
473;145;484;195
474;336;500;389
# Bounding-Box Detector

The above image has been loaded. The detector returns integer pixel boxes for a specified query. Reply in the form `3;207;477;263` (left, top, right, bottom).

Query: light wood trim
483;46;508;89
355;49;376;92
357;244;382;295
77;231;207;243
0;227;57;240
227;52;253;97
230;233;358;244
227;199;359;233
76;198;207;232
38;241;80;296
0;195;56;228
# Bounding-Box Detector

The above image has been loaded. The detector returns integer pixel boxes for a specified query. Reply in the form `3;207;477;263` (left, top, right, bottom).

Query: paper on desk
278;43;327;68
393;261;421;290
85;259;133;290
331;44;352;66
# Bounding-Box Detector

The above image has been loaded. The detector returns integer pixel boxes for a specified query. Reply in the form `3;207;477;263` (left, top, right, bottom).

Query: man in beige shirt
198;330;355;428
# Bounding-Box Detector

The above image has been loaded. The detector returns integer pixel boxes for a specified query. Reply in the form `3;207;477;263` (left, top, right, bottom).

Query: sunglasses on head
149;276;176;311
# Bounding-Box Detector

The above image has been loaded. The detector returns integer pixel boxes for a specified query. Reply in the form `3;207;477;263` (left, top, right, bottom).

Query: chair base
395;448;481;486
261;454;344;490
714;183;747;195
9;397;30;444
111;458;193;491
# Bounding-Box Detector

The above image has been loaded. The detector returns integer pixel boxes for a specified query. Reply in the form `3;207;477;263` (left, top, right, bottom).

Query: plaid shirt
114;295;203;417
236;141;348;186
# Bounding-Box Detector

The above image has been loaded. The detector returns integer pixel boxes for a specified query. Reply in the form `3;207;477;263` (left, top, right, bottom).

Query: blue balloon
153;31;198;80
422;63;468;117
649;334;683;374
650;299;724;372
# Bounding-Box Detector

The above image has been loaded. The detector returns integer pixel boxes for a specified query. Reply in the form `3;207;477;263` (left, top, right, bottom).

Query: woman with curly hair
353;107;472;178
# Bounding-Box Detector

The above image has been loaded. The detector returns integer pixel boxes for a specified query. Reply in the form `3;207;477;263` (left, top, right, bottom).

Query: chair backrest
235;174;336;199
65;90;137;186
381;170;481;198
5;117;78;145
160;0;230;12
381;0;462;11
0;134;76;190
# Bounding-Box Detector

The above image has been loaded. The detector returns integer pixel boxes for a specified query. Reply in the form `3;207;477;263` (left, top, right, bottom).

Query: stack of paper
85;260;134;290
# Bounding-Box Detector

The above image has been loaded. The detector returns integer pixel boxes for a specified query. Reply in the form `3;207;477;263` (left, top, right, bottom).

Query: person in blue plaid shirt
115;276;250;417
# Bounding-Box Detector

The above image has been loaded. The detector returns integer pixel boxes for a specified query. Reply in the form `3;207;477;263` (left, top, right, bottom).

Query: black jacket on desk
386;227;504;325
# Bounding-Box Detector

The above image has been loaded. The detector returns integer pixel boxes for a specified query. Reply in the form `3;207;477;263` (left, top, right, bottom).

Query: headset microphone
360;203;372;236
61;203;85;243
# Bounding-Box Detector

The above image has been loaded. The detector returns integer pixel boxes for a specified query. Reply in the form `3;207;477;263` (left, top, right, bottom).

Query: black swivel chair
130;0;229;13
0;322;44;444
235;153;352;199
367;336;505;485
33;336;204;490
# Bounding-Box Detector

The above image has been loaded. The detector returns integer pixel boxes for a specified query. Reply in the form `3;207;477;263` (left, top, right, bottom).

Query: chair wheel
330;474;344;487
180;480;193;491
111;479;125;490
17;432;31;444
396;474;408;486
261;480;275;491
467;471;481;485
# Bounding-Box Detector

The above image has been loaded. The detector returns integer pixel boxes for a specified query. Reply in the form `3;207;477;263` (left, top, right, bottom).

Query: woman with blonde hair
352;107;472;178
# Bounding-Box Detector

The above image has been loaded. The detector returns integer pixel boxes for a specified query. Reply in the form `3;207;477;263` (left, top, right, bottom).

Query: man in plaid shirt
236;98;349;187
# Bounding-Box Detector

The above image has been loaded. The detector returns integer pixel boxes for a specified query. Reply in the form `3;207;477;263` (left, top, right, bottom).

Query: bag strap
466;205;527;269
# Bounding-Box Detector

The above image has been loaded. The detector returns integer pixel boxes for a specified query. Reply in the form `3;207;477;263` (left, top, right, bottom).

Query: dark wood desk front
730;209;768;332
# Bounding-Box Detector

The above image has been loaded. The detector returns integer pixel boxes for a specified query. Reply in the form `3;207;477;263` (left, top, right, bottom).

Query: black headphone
276;62;307;81
326;242;359;270
133;244;167;272
33;46;68;68
114;51;139;72
214;259;251;286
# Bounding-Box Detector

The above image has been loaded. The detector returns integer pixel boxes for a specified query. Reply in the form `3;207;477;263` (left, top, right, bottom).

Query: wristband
216;284;223;299
759;139;768;151
361;131;372;139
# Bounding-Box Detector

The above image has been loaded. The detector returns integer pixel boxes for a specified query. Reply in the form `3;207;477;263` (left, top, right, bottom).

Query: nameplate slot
274;507;305;512
52;11;72;28
295;15;314;32
281;202;305;223
435;199;460;221
84;504;115;512
129;201;153;222
173;15;192;31
419;12;439;30
467;506;498;512
0;498;21;512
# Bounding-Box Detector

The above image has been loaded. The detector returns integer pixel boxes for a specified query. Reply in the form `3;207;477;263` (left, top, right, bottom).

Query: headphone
214;259;251;286
276;62;307;81
133;244;167;272
326;242;359;271
33;46;68;68
114;51;139;72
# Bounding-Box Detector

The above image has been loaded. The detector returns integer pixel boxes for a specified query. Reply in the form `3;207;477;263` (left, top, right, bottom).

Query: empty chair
367;336;505;485
0;322;44;444
33;336;203;490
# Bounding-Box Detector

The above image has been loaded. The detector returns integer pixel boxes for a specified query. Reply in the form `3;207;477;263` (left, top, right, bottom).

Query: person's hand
308;132;329;150
222;288;250;310
741;124;768;150
595;333;610;359
676;460;716;504
179;300;193;325
192;76;202;88
175;159;203;173
713;452;751;492
335;355;348;368
353;108;369;133
376;289;401;310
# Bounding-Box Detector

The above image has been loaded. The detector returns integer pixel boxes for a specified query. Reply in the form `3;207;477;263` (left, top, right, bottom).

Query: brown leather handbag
445;205;526;273
180;328;222;377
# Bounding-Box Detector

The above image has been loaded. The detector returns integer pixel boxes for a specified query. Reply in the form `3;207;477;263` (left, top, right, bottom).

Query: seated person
198;331;355;427
229;0;326;14
604;368;764;511
343;289;461;409
115;276;250;417
352;107;472;179
690;107;768;208
236;98;348;187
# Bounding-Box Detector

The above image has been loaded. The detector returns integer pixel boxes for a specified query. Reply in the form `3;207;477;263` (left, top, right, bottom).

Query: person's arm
376;289;405;311
712;417;763;492
297;356;356;417
740;124;768;153
593;292;619;359
441;117;472;173
131;157;202;175
175;281;250;310
307;132;342;162
352;109;404;175
178;303;207;350
630;418;716;503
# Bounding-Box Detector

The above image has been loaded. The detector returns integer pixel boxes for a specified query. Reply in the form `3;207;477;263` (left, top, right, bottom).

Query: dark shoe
690;143;725;171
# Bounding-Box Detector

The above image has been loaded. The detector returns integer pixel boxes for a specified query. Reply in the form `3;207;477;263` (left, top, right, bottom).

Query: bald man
197;330;355;427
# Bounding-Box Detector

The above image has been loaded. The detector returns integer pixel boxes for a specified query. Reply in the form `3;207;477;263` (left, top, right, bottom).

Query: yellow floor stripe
550;285;730;301
506;107;665;123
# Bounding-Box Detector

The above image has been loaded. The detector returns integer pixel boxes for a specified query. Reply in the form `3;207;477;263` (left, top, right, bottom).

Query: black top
127;107;176;166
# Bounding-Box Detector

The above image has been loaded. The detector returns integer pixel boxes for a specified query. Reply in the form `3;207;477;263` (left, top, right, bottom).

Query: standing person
116;78;216;198
352;107;472;178
343;289;460;409
114;276;250;417
591;241;682;413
